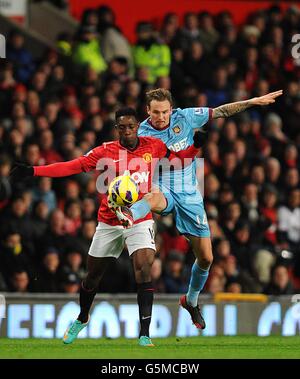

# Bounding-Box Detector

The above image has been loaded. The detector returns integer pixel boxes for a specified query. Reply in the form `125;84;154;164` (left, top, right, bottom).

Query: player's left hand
193;130;208;149
251;90;283;106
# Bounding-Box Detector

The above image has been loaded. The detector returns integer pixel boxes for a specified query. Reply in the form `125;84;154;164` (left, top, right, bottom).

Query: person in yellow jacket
72;25;107;74
132;22;171;84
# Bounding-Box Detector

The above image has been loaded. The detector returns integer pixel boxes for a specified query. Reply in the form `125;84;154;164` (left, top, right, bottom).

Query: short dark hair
115;107;138;122
146;88;173;107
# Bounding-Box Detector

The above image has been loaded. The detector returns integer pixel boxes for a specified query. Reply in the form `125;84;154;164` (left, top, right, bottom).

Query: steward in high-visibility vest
72;25;107;74
132;22;171;84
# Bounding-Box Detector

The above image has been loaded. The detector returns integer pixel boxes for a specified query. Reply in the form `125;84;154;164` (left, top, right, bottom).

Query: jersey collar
118;138;140;152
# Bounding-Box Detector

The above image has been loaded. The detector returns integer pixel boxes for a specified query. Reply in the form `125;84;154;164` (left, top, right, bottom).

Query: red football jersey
78;136;169;226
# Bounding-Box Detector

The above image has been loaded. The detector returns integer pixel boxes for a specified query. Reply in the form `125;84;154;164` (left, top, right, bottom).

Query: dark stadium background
0;0;299;303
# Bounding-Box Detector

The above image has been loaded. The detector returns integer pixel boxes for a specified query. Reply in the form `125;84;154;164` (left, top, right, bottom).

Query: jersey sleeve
34;159;83;177
181;107;212;130
152;138;168;159
77;145;105;172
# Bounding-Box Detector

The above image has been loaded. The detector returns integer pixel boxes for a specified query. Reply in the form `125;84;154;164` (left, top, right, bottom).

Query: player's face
147;100;172;129
116;115;139;147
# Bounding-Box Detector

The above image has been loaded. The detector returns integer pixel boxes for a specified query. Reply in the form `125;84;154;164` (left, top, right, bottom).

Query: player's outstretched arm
9;159;83;180
212;90;283;119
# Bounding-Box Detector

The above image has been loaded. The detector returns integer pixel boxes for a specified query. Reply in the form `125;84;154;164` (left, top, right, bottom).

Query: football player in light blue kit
116;88;282;328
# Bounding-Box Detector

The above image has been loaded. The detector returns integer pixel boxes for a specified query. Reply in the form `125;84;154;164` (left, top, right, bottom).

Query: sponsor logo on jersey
131;171;150;184
172;125;181;134
194;107;204;115
168;137;188;152
143;153;152;163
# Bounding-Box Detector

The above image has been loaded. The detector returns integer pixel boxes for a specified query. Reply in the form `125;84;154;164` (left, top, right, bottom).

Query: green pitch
0;336;300;359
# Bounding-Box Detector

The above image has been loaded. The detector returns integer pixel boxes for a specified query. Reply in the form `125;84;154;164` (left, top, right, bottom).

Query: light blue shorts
160;186;210;238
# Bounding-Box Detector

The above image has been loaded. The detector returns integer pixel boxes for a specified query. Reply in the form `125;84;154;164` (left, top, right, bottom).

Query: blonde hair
146;88;173;106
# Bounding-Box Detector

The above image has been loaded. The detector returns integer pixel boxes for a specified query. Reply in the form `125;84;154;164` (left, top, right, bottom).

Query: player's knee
85;272;100;289
198;253;213;269
135;261;152;282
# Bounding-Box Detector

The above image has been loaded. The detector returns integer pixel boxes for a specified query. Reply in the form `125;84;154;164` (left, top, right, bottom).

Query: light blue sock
186;262;209;307
130;198;151;221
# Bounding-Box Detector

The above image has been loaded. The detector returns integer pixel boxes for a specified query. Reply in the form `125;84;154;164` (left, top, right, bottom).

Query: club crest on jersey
172;125;181;134
143;153;152;163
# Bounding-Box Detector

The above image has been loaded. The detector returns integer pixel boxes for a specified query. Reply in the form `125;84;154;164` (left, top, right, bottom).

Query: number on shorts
148;228;155;244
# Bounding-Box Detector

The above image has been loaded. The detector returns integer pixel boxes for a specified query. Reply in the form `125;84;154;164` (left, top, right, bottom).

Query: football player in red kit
10;107;205;347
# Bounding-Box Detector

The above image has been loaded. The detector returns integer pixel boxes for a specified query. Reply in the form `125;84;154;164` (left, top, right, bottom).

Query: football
108;174;139;206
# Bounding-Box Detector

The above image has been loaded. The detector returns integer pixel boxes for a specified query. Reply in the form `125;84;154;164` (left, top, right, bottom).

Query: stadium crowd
0;4;299;296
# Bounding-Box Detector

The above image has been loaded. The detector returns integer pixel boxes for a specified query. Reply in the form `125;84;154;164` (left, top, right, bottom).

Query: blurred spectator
61;272;81;293
97;6;133;72
6;30;35;83
204;173;220;204
0;155;12;205
278;188;300;248
30;200;49;241
0;271;7;291
163;250;189;293
81;197;97;219
225;279;242;293
264;264;294;295
183;41;211;89
214;238;231;261
160;12;180;46
133;21;171;84
39;129;63;164
0;231;35;284
64;199;82;235
284;168;299;191
216;150;239;188
221;254;261;292
205;66;230;108
9;270;31;292
76;219;96;256
222;201;241;242
0;195;34;248
198;11;219;54
277;189;300;277
205;266;225;294
24;143;44;166
72;25;107;74
31;177;57;212
34;248;61;292
38;208;73;256
240;182;259;225
259;184;278;246
230;219;255;272
264;157;282;188
177;12;201;51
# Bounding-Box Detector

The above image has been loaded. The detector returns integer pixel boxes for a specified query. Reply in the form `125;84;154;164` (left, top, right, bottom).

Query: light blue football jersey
138;107;210;198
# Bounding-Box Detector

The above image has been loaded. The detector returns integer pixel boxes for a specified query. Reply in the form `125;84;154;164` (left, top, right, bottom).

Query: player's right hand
9;162;34;180
193;130;208;148
107;195;118;212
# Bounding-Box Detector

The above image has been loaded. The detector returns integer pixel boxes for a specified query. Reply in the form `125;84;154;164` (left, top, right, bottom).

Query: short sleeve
77;146;105;172
181;107;212;130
